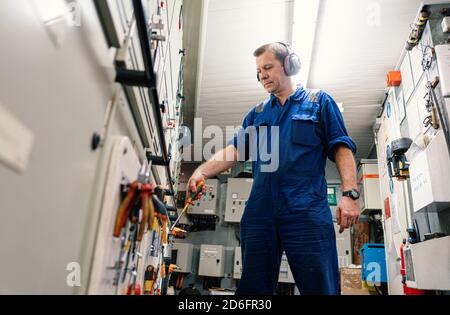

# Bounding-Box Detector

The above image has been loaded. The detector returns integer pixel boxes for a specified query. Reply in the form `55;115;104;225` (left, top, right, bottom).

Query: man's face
256;50;288;94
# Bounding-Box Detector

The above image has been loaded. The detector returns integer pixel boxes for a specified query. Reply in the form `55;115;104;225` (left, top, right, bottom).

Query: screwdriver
187;180;205;204
137;183;153;242
170;180;205;230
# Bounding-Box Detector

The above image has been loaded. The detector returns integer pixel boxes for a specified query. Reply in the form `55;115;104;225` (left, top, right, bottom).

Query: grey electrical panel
224;178;253;223
198;244;225;277
188;179;220;216
171;242;194;273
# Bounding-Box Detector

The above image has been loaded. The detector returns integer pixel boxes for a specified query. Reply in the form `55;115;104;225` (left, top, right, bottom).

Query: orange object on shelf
387;71;402;87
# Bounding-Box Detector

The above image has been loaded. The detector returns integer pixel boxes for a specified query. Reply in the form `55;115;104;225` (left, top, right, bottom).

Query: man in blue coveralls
187;42;360;295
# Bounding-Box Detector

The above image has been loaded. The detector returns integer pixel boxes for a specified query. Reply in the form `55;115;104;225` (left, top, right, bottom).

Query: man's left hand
336;197;360;233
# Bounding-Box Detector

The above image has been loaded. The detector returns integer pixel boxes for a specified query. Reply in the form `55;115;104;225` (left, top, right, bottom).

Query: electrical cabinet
404;236;450;291
171;242;194;273
198;244;225;277
373;3;450;295
88;136;141;295
224;178;253;223
375;84;411;296
188;179;221;215
233;247;242;279
358;159;382;214
0;0;185;294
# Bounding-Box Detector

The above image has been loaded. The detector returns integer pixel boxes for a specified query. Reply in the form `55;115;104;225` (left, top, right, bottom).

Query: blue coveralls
229;86;356;295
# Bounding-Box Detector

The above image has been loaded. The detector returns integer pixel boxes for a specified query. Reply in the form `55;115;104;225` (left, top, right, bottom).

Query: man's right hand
187;171;206;195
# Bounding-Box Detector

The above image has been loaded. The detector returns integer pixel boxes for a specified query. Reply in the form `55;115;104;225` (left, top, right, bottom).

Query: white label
0;103;34;173
409;149;432;212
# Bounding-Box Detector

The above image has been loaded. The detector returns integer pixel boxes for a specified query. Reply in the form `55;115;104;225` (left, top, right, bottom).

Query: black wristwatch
342;189;360;200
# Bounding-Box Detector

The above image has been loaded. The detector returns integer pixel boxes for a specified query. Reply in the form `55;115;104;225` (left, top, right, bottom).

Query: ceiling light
291;0;321;88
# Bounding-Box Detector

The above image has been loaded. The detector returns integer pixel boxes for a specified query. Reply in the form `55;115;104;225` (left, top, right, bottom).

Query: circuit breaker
233;247;242;279
224;178;253;223
357;159;382;214
278;252;295;284
188;179;220;216
198;244;225;277
171;242;193;273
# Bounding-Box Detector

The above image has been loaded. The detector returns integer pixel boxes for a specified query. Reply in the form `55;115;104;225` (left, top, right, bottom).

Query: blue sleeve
319;92;357;162
227;107;255;161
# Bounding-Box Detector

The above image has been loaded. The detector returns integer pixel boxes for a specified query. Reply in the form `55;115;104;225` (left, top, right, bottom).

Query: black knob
91;133;101;151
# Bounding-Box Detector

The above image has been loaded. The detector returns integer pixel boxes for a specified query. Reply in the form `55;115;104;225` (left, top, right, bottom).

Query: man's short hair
253;43;288;65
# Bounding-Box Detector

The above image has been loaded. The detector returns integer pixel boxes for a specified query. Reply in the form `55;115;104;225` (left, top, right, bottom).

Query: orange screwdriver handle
161;262;166;279
137;184;152;241
168;264;178;274
113;181;138;237
162;220;169;245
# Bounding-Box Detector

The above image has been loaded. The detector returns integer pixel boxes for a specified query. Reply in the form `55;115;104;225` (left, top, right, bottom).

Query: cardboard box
340;266;362;291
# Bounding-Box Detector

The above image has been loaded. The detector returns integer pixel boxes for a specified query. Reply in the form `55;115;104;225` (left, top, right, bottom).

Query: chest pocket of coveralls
290;114;321;146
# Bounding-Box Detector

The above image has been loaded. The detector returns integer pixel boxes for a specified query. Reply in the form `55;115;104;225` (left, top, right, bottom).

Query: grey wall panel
0;1;117;294
0;0;183;294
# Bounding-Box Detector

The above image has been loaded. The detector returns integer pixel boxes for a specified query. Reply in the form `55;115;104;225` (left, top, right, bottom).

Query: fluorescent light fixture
291;0;321;88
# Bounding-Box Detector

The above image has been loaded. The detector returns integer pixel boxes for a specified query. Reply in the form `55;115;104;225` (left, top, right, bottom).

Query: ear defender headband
257;42;301;82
